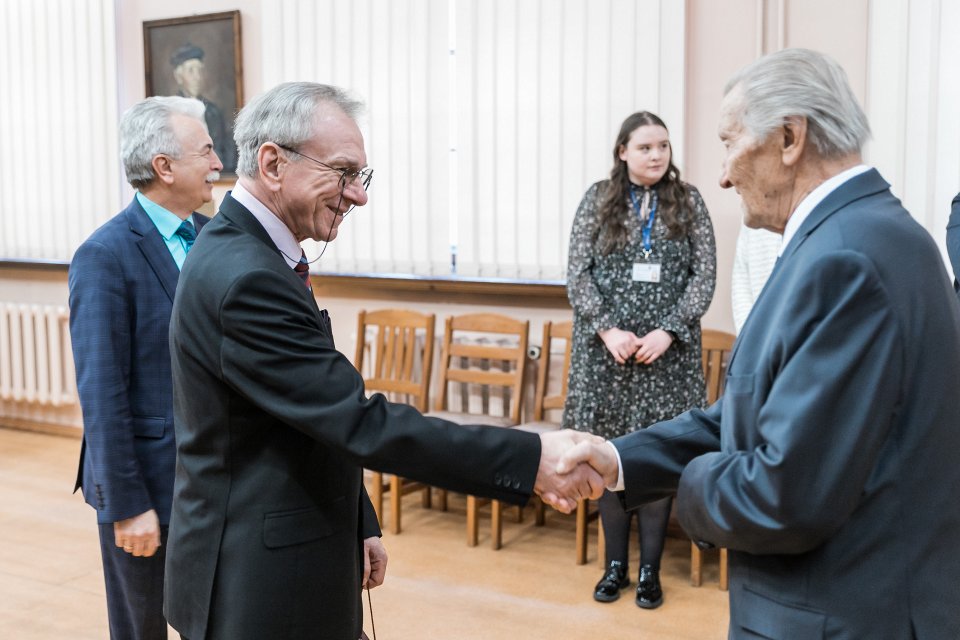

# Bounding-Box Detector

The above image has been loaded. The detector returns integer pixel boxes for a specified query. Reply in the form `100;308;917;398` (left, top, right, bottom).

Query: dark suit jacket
613;170;960;639
164;193;541;640
947;192;960;299
69;197;209;525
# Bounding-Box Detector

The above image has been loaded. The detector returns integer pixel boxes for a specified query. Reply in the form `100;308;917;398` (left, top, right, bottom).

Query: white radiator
0;303;76;407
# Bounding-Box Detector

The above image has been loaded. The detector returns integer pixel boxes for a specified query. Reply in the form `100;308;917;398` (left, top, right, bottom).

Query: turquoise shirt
136;192;195;270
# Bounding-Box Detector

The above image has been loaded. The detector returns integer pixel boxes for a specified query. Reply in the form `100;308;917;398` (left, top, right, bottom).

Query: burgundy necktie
293;250;312;291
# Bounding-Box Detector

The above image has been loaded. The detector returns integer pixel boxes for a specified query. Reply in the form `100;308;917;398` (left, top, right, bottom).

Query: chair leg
491;500;502;550
438;489;448;511
535;497;546;526
690;543;703;586
466;495;478;546
575;498;588;565
719;548;729;591
370;471;384;526
422;486;432;508
597;519;606;568
389;475;403;535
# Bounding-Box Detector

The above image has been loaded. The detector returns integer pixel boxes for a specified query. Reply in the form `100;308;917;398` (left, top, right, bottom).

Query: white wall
866;0;960;266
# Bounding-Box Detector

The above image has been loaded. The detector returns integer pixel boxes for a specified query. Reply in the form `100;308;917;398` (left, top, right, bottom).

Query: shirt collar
136;191;192;239
779;164;870;256
231;181;303;268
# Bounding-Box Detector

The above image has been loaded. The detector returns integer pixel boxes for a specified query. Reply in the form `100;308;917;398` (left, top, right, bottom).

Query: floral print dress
562;180;717;439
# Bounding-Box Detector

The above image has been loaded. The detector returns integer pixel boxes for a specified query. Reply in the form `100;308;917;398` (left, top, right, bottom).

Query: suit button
494;473;502;485
512;480;521;490
694;540;715;550
502;474;511;486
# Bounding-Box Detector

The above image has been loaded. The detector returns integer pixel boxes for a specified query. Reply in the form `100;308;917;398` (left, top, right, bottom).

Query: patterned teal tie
176;220;197;253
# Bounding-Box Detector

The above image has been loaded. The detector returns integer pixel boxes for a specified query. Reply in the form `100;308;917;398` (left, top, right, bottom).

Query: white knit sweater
731;224;782;334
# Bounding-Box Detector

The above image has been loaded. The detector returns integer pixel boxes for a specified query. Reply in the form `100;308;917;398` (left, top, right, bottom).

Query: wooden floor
0;427;729;639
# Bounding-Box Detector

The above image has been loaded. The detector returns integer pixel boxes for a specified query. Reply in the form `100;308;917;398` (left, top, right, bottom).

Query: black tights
599;489;672;573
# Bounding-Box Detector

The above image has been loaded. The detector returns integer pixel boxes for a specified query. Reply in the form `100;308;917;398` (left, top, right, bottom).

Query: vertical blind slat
0;0;121;262
223;0;688;280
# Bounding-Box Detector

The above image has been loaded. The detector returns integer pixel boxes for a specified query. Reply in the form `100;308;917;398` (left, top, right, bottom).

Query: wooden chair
690;328;735;590
486;320;601;563
426;313;529;546
354;308;436;534
489;320;600;560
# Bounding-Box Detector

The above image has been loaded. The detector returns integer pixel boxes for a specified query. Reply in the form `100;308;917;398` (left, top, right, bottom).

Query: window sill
0;261;570;302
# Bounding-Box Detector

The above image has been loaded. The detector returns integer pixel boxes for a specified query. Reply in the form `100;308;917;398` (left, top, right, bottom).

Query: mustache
206;171;221;182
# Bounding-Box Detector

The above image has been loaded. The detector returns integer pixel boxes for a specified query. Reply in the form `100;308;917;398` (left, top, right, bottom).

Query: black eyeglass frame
275;143;374;192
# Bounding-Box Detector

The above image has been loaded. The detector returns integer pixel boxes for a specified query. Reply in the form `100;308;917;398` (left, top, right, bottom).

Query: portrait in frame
143;11;243;176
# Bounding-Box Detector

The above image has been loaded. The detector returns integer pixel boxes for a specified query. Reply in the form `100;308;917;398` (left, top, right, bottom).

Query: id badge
632;262;661;283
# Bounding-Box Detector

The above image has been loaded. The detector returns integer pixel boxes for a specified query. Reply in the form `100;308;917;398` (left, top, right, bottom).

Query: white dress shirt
779;164;870;256
231;181;303;269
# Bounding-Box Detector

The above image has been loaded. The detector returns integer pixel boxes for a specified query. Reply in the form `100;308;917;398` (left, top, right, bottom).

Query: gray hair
233;82;364;178
120;96;207;189
724;48;870;158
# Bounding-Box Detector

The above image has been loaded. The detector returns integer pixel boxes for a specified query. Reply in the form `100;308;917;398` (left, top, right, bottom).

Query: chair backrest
532;320;573;421
354;308;436;412
434;313;529;424
701;329;736;404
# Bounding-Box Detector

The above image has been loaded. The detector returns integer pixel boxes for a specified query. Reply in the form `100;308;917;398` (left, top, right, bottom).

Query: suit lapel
217;191;282;253
779;169;890;264
126;199;180;303
194;213;210;234
217;192;327;322
727;255;782;365
727;169;891;367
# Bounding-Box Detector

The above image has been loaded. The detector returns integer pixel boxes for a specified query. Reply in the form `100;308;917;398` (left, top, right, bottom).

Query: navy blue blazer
947;192;960;299
614;170;960;639
69;197;209;525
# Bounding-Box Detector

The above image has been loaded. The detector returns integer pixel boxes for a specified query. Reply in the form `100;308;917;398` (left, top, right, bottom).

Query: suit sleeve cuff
608;441;625;491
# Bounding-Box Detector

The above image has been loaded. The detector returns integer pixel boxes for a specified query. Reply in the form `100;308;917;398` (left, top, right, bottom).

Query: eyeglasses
276;144;374;192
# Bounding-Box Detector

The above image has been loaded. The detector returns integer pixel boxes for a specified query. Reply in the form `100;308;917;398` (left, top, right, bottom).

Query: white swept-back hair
724;48;871;158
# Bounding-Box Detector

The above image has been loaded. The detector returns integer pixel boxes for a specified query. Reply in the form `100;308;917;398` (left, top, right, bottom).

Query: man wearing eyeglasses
163;81;603;640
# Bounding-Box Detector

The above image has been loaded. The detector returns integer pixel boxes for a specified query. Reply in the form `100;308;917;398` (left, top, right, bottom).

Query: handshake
533;430;621;513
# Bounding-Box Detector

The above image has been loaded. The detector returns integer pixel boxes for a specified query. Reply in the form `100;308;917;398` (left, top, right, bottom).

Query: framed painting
144;11;243;176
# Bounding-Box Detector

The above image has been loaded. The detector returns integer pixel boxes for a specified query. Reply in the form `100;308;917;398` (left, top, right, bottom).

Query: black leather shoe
635;564;663;609
593;560;630;602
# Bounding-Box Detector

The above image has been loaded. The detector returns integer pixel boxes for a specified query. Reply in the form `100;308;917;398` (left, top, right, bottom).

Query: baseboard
0;419;82;439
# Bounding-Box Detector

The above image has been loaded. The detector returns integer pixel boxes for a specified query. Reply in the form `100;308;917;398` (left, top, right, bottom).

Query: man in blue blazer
558;49;960;639
69;96;223;640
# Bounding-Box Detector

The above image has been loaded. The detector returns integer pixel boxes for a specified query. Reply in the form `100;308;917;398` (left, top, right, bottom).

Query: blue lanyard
630;187;658;257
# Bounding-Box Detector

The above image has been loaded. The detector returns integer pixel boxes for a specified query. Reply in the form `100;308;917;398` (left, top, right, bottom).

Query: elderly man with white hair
560;48;960;639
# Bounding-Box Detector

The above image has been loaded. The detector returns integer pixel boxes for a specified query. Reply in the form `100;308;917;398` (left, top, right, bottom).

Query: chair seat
426;410;516;428
514;420;561;434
